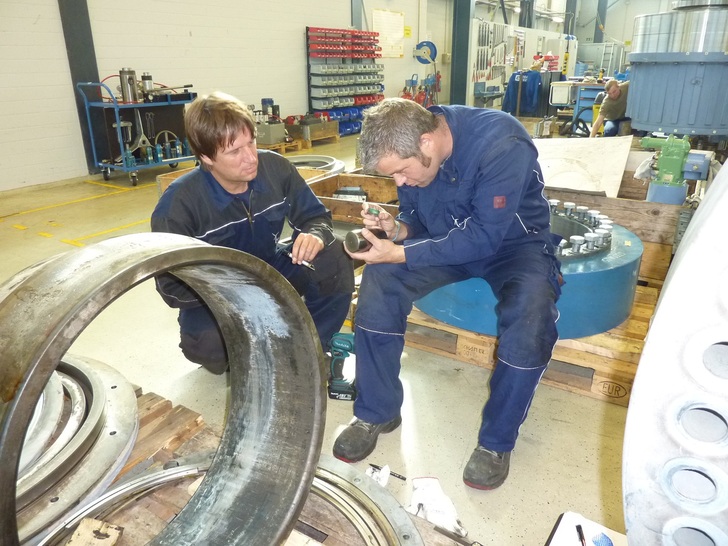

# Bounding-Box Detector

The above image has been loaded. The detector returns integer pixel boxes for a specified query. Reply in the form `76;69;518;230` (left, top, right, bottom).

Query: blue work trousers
353;242;561;452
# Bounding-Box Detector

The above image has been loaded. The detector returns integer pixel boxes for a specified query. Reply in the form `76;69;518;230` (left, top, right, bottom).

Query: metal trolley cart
77;82;196;185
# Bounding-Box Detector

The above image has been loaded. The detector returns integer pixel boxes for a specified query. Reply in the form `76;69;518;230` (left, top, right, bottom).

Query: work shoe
463;446;511;490
333;415;402;463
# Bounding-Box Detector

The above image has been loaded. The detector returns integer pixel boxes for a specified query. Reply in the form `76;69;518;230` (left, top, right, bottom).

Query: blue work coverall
354;105;562;453
151;151;354;367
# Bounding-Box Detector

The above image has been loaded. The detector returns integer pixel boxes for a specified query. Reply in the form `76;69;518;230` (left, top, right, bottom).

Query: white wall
0;0;89;191
1;0;451;191
574;0;672;47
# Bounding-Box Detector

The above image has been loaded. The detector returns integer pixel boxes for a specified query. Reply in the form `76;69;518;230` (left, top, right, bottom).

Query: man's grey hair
358;98;439;173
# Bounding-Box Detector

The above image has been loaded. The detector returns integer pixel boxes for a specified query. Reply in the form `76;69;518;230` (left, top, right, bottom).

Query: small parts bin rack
77;82;196;185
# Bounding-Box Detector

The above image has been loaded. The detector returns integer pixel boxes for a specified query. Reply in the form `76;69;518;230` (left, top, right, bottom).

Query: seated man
151;91;354;373
333;98;562;490
590;80;630;137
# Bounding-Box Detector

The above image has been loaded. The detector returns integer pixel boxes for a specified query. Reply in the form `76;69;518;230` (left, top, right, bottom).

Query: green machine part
640;135;691;186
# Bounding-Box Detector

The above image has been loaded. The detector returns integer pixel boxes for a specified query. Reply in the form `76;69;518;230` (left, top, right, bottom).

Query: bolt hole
703;342;728;380
109;430;117;436
679;407;728;444
672;526;716;546
49;496;59;503
670;468;717;503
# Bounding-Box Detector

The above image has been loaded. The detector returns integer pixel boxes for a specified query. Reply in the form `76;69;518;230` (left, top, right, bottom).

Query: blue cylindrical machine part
627;4;728;136
413;224;643;340
646;182;689;205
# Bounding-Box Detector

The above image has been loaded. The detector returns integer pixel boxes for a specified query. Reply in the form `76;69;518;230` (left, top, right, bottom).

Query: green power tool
328;332;357;401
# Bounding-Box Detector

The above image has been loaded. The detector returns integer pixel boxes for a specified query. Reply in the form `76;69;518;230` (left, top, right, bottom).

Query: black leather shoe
463;446;511;490
333;415;402;463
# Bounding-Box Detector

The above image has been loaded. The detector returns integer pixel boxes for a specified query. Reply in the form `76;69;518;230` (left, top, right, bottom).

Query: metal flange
0;232;326;545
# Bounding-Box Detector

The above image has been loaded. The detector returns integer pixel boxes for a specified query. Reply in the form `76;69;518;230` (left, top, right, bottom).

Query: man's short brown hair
184;92;256;160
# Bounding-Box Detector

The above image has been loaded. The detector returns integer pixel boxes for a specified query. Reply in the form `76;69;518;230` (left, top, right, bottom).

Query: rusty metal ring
0;232;326;545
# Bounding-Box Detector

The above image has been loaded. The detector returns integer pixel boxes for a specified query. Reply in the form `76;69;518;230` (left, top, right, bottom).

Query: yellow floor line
37;232;54;238
86;180;155;190
60;218;150;247
0;181;153;220
12;224;28;230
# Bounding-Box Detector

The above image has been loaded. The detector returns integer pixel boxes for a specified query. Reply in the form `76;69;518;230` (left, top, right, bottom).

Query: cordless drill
328;332;356;401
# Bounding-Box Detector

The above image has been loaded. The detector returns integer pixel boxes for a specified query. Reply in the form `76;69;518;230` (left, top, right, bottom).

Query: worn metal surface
17;355;138;543
623;163;728;543
17;371;88;499
0;232;326;545
18;372;63;476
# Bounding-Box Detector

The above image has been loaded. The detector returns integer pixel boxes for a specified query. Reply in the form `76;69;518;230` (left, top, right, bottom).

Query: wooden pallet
62;392;464;545
400;284;659;407
257;139;304;154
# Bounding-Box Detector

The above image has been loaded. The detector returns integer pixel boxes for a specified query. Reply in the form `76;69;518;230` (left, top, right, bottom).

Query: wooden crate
308;173;397;224
286;121;340;149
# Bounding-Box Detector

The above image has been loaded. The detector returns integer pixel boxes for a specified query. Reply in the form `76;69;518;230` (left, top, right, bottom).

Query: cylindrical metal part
345;229;390;253
587;210;601;227
548;199;560;213
0;233;326;546
141;72;154;93
584;232;599;250
118;68;138;103
569;235;585;253
563;202;576;216
576;205;589;221
594;228;609;246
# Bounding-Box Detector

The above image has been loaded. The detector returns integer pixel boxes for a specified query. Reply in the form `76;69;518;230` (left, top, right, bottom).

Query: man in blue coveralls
333;98;562;490
152;92;354;374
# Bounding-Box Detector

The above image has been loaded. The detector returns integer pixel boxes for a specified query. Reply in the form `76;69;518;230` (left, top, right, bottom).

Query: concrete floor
0;135;628;545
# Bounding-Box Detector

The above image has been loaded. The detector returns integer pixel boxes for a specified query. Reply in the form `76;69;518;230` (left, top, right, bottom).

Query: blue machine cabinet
572;83;604;124
77;82;196;185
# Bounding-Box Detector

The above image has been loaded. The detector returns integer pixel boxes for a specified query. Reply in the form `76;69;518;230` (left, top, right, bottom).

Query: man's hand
362;203;398;239
290;232;324;264
345;228;406;264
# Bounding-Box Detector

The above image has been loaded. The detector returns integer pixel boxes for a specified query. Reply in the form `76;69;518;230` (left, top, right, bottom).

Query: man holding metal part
334;98;562;490
151;91;354;374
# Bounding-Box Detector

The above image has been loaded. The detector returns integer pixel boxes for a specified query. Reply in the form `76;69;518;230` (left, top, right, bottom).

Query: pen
369;463;406;481
576;524;586;546
286;251;315;271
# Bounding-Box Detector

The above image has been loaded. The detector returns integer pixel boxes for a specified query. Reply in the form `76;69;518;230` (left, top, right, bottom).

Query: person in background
151;91;354;373
333;98;562;490
590;79;630;137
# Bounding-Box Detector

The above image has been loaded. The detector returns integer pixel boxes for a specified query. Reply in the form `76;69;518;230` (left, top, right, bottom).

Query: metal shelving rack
305;26;384;134
77;82;196;185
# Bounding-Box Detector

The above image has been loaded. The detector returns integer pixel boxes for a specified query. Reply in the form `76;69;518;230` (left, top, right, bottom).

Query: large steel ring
0;232;327;545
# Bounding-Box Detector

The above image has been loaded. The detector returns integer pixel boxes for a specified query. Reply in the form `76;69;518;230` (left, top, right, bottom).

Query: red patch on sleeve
493;196;506;209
